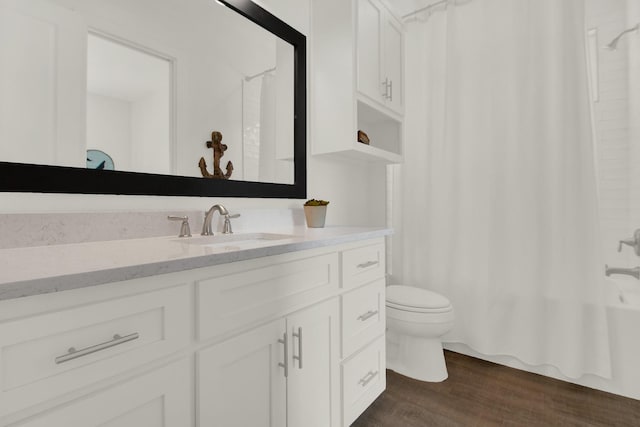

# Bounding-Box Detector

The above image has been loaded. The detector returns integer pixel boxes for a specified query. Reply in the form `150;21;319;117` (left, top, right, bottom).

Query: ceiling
386;0;435;18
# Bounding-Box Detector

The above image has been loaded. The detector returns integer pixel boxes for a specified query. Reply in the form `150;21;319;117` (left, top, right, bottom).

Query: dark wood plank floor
352;351;640;427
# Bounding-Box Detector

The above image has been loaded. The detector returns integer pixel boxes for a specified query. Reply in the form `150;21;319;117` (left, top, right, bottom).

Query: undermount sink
173;233;295;251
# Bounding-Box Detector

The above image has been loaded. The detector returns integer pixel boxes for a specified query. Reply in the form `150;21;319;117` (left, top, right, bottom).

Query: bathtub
598;276;640;399
445;276;640;400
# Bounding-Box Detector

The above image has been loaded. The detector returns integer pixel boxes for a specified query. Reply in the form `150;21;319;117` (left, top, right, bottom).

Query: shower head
605;23;639;50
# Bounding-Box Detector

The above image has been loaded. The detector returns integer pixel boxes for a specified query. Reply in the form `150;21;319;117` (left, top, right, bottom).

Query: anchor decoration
198;131;233;180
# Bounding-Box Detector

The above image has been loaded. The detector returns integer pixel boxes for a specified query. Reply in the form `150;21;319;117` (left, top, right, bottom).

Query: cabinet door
198;319;287;427
286;298;340;427
357;0;384;103
11;358;191;427
383;15;403;113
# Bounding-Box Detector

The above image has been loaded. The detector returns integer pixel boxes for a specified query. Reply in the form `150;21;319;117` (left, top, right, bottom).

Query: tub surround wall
586;0;634;268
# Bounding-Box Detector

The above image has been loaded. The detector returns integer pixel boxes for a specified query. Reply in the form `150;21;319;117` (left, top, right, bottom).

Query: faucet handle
618;239;635;252
222;213;240;234
168;216;192;238
618;229;640;255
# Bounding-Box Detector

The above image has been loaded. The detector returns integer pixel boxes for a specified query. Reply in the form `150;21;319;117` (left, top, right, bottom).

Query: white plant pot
304;205;327;228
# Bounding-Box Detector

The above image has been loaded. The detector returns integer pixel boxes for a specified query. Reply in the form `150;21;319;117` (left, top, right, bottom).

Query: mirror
0;0;306;198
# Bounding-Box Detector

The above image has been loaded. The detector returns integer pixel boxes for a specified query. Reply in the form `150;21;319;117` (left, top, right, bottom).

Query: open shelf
356;99;402;162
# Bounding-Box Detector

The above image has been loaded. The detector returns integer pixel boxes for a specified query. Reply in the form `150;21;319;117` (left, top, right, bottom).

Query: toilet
386;285;455;382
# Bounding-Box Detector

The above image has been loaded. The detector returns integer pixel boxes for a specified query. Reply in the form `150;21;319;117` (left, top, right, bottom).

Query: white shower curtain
394;0;611;379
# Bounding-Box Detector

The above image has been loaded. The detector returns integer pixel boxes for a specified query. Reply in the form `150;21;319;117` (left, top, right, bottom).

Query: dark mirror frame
0;0;306;199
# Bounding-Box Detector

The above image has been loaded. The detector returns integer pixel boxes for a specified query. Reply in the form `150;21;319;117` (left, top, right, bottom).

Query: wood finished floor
352;351;640;427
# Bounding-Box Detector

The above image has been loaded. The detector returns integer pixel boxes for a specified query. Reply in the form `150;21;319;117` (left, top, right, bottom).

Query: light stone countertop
0;226;391;301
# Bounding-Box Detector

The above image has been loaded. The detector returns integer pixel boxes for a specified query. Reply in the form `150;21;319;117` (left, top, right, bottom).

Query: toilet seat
386;285;452;313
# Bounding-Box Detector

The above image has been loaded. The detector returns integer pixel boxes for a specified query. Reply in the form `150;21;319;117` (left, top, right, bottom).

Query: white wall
87;94;132;171
131;92;171;175
0;0;386;229
586;0;633;267
627;0;640;241
0;2;87;168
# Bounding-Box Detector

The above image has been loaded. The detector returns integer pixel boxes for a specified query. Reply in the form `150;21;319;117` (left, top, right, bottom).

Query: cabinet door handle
55;333;139;364
357;310;379;322
357;260;378;269
381;78;389;99
293;327;303;369
358;370;379;387
388;80;393;101
278;332;289;377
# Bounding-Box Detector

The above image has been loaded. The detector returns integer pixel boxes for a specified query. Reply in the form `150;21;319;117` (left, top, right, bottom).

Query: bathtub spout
605;265;640;280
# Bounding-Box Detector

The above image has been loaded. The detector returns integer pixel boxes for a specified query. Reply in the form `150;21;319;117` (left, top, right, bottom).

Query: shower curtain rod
244;66;276;82
402;0;448;20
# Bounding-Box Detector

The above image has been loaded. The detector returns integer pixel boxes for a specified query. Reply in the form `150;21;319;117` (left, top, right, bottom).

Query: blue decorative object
86;150;114;170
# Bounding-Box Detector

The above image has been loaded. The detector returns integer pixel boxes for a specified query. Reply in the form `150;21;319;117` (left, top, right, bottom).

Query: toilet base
386;331;448;382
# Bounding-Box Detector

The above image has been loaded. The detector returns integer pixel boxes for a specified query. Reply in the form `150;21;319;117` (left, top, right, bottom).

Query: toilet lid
386;285;452;312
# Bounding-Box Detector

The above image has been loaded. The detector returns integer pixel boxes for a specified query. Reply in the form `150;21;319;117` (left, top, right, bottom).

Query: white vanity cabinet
10;358;192;427
198;318;287;427
198;299;340;427
0;283;191;420
357;0;404;114
0;236;386;427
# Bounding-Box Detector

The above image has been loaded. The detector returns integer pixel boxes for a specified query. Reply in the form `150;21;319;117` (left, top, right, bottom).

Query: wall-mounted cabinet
357;0;404;115
312;0;404;164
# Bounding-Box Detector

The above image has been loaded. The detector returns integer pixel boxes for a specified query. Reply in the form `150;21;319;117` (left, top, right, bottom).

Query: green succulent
304;199;330;206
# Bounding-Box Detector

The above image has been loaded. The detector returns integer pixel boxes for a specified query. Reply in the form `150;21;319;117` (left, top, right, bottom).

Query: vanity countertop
0;226;391;301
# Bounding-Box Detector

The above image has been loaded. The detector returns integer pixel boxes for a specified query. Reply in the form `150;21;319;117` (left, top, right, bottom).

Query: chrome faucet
201;204;229;236
605;265;640;280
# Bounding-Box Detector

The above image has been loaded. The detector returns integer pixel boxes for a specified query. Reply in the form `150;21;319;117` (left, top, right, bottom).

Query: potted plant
303;199;329;228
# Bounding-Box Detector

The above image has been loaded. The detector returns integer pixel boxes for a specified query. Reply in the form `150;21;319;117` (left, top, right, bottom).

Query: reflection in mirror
0;0;294;185
87;33;172;175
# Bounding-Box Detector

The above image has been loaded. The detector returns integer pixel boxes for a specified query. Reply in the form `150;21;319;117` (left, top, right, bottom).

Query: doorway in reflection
86;33;173;175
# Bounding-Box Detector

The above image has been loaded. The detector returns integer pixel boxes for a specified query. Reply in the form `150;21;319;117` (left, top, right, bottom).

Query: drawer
10;358;191;427
342;335;386;427
341;243;385;289
197;252;339;341
0;284;190;418
341;279;385;358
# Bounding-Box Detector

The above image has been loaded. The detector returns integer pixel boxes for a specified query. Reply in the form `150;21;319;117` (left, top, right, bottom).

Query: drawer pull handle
357;310;379;322
293;327;303;369
278;332;289;378
358;370;379;387
55;333;139;365
357;260;378;269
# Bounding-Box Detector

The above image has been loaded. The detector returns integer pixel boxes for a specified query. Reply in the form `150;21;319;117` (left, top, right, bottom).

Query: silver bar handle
388;80;393;101
55;332;139;364
357;260;379;269
381;78;389;99
278;332;289;378
358;370;379;387
293;327;303;369
357;310;379;322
